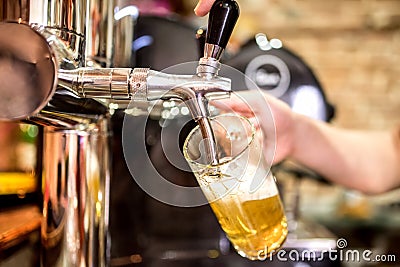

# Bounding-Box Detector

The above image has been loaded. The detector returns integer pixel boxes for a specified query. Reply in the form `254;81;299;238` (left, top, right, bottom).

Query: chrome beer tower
0;0;239;266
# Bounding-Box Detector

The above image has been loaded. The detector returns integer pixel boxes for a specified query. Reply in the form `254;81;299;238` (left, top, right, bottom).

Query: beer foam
199;164;279;202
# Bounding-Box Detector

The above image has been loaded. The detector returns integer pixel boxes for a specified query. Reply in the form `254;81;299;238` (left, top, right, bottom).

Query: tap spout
57;67;231;120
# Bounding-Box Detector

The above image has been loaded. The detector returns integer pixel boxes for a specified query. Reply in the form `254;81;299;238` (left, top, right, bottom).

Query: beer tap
0;0;239;124
197;0;239;78
0;0;239;266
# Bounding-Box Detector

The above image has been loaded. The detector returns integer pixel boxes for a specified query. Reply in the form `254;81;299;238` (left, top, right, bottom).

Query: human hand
194;0;216;16
213;91;296;165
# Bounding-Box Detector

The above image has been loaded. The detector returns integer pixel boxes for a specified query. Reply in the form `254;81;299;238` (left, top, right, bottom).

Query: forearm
290;114;400;194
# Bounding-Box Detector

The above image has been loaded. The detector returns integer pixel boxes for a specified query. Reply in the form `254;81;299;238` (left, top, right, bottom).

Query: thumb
194;0;215;16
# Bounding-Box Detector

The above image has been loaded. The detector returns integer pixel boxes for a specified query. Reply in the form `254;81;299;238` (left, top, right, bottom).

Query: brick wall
231;0;400;130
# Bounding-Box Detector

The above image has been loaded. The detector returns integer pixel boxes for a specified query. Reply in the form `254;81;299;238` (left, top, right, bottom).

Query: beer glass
183;114;288;260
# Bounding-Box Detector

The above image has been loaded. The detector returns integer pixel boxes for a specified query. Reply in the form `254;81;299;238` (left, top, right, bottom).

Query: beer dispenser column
0;0;240;266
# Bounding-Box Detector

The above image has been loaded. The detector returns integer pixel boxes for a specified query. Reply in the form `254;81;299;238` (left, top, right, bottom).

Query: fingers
194;0;216;16
212;92;280;165
212;91;272;115
211;93;255;117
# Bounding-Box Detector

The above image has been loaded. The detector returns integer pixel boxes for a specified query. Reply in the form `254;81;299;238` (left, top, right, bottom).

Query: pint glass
183;114;288;260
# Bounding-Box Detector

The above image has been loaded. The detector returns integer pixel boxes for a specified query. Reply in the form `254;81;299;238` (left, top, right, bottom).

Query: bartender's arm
196;0;400;194
217;92;400;195
289;103;400;194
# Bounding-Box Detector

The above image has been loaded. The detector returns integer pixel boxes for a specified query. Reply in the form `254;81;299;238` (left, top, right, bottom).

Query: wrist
287;112;314;162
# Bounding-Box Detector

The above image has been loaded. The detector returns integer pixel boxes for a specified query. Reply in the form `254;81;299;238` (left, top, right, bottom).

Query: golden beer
210;194;288;260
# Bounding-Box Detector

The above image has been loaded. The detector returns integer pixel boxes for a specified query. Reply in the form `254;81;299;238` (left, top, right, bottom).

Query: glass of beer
183;114;288;260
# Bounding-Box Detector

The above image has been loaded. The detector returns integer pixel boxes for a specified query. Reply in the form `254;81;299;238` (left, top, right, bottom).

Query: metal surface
204;43;224;61
0;0;30;22
113;4;137;67
86;0;114;67
41;118;111;267
44;0;86;67
0;22;57;121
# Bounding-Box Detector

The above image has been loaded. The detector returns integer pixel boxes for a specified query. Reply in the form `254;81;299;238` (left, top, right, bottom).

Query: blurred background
185;0;400;129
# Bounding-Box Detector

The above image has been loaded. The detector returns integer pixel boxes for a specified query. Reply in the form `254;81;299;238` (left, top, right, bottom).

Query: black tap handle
206;0;239;49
